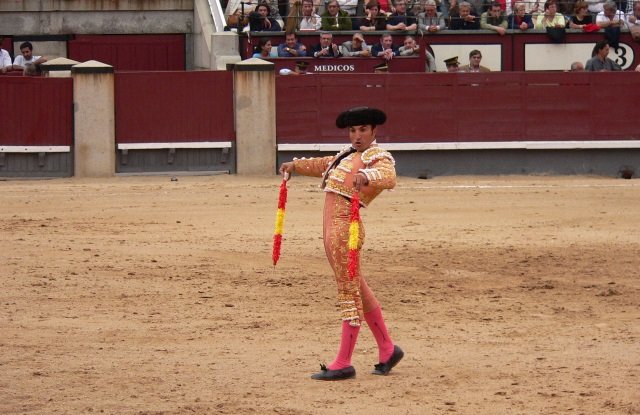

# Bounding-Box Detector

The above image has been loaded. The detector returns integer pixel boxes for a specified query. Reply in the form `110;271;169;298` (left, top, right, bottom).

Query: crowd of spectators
0;39;47;76
228;0;640;34
229;0;640;71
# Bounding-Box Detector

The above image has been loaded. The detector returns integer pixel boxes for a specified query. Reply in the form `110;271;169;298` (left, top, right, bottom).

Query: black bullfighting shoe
310;364;356;381
372;345;404;375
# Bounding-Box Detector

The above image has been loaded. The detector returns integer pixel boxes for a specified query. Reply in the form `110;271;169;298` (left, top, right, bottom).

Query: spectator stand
240;30;639;71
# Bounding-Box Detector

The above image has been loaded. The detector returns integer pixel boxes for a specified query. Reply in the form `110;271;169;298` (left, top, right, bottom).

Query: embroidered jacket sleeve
358;147;396;190
293;156;334;178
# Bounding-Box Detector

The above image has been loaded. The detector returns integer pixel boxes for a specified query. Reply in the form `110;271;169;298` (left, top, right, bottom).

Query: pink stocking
364;306;395;363
327;321;360;370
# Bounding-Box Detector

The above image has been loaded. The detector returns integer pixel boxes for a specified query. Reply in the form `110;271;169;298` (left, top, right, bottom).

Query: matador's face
349;125;377;152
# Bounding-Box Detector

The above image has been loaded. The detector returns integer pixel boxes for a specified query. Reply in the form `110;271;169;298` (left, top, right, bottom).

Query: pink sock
327;321;360;370
364;306;395;363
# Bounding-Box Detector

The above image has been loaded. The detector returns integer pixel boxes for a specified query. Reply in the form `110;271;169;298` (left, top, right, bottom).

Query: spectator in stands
481;1;508;34
0;36;11;74
311;32;343;57
568;1;594;28
252;37;278;57
508;1;535;30
278;32;308;56
570;61;585;70
371;33;400;60
249;2;283;31
321;0;353;30
418;0;447;32
449;1;481;29
596;1;626;27
627;1;640;41
11;42;47;73
340;32;372;56
534;0;566;28
387;0;419;30
299;0;323;30
585;39;622;70
459;49;491;71
398;35;420;55
636;63;640;71
444;55;460;71
359;1;389;30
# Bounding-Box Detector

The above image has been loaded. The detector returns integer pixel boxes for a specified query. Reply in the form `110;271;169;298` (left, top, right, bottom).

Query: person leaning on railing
449;1;481;29
249;2;283;31
359;0;389;30
0;36;11;74
480;1;508;34
418;0;447;32
386;0;419;29
507;1;535;30
627;0;640;41
568;1;594;28
340;32;372;56
534;0;566;28
321;0;354;30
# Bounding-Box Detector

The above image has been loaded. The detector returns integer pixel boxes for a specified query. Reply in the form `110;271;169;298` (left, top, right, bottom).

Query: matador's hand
279;162;295;180
353;172;369;191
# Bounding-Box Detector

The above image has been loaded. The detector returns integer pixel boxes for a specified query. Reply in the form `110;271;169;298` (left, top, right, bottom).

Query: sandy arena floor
1;174;639;415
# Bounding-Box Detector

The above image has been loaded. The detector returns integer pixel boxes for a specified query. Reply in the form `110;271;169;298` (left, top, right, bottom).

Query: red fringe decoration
272;234;283;266
347;192;361;280
272;178;288;266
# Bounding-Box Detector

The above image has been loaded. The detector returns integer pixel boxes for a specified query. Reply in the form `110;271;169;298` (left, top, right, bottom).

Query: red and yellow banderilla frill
272;176;288;266
347;191;361;280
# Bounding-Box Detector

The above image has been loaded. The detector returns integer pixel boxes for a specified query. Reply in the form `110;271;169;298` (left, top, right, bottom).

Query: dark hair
573;0;588;13
257;2;270;13
20;41;33;51
543;0;557;10
490;1;502;8
591;39;609;57
469;49;481;58
255;37;271;53
366;0;380;9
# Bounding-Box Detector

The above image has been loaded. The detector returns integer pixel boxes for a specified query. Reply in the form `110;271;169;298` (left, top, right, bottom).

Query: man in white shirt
12;41;47;72
299;0;322;30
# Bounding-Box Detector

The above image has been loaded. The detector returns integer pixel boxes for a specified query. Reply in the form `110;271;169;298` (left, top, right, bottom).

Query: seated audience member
418;0;447;32
371;33;400;60
311;32;342;57
449;1;481;29
636;63;640;71
459;49;490;72
11;41;47;73
596;1;626;28
570;61;585;71
444;55;460;72
278;32;308;56
568;1;593;29
249;2;283;31
398;35;420;55
340;32;372;56
627;1;640;41
359;1;389;30
0;37;11;74
252;38;278;57
508;2;534;30
534;0;566;29
225;0;256;29
321;0;353;30
387;0;419;30
299;0;322;30
481;1;508;34
585;39;621;71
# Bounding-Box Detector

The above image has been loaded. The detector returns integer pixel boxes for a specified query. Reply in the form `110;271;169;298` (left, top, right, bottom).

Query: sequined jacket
292;145;396;207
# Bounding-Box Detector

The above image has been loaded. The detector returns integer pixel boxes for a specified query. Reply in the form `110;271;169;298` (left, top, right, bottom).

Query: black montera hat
335;106;387;128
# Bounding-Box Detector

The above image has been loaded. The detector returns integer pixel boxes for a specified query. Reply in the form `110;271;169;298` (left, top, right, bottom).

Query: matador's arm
293;156;334;178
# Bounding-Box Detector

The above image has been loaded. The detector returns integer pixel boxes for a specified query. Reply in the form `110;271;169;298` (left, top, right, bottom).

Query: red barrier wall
68;35;185;71
276;72;640;144
115;71;235;144
0;77;73;146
